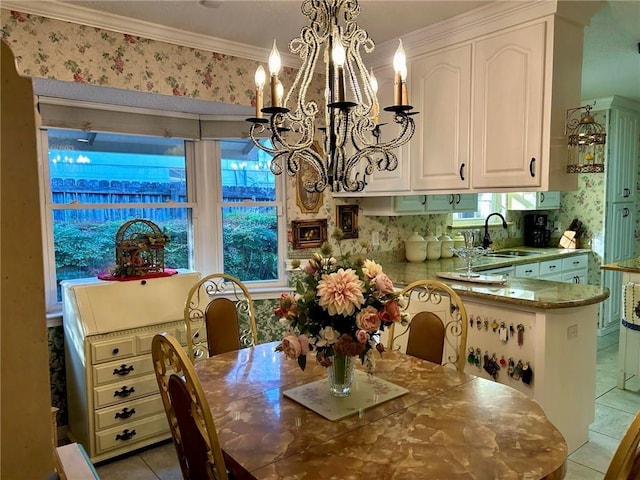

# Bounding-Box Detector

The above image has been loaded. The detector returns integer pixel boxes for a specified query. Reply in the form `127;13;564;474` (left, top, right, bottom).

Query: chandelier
565;104;606;174
246;0;417;193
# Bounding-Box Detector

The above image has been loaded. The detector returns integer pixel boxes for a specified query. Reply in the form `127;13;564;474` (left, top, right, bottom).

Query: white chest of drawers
62;271;200;462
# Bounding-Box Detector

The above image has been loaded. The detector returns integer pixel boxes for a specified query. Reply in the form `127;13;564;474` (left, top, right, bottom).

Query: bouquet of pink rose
275;240;408;371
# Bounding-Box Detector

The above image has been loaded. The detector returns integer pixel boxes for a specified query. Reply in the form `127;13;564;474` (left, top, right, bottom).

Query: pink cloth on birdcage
97;268;178;282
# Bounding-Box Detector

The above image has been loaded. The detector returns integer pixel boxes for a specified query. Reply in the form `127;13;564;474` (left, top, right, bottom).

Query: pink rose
356;306;382;332
281;333;302;360
380;299;401;323
298;334;310;355
373;273;394;294
274;293;297;318
303;261;317;275
356;329;369;344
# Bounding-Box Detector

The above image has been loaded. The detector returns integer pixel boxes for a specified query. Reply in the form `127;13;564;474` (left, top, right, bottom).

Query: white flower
362;259;383;279
315;326;339;346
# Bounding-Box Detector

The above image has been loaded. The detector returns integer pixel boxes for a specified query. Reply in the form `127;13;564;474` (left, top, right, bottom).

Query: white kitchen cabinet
333;67;411;197
409;44;471;191
471;22;545;189
514;262;540;279
340;3;590;197
538;258;563;281
511;253;588;284
62;271;200;462
425;194;478;213
481;265;515;278
602;103;639;204
562;254;589;284
360;193;477;216
507;191;561;210
600;203;636;333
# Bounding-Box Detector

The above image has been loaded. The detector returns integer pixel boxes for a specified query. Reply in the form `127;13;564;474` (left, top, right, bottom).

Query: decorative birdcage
113;219;169;277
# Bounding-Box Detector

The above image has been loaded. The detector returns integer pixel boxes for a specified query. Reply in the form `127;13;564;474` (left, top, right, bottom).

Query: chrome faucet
482;212;508;249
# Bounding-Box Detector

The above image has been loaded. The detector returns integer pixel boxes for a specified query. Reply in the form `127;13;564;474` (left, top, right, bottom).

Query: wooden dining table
195;341;567;480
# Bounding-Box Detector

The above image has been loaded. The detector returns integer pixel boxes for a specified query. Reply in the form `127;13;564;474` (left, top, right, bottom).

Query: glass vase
327;353;355;397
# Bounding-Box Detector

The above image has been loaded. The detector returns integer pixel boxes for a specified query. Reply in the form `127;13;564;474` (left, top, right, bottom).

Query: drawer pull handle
529;158;536;177
525;269;533;274
115;407;136;420
112;348;120;355
113;364;134;376
573;261;579;266
114;386;135;398
115;429;137;442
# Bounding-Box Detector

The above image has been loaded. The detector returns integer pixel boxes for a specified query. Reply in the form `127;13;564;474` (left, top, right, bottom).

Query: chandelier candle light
246;0;417;193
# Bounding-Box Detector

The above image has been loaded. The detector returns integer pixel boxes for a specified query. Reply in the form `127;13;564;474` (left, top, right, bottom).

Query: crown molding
369;1;558;69
0;0;302;68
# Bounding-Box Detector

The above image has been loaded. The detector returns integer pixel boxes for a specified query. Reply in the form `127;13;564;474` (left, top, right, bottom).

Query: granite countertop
601;257;640;273
379;247;609;309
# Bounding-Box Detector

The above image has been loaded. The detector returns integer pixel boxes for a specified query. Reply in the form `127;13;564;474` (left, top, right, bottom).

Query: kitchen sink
486;250;541;258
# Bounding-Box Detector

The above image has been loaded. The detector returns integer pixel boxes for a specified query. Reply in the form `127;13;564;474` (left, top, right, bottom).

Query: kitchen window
39;129;286;313
452;193;507;226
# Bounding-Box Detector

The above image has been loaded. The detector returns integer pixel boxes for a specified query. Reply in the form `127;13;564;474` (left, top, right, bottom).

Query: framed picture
295;141;324;214
337;204;359;239
291;219;328;249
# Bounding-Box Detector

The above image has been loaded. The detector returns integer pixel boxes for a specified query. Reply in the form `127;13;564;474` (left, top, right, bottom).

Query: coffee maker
524;214;550;247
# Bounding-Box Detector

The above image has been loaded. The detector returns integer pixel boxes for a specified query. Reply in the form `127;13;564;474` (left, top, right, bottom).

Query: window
217;139;284;283
40;128;286;312
452;193;507;225
40;129;193;306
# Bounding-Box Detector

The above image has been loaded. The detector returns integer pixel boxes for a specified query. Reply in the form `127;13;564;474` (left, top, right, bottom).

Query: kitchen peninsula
378;247;609;454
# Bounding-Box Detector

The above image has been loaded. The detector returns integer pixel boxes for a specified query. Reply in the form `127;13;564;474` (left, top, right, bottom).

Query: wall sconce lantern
565;104;606;173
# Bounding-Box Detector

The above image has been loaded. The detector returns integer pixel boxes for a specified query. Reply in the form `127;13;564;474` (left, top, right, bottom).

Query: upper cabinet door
410;44;471;191
471;22;545;189
606;107;639;204
353;67;411;196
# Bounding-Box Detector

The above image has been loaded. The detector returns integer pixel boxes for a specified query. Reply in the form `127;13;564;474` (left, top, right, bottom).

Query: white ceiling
4;0;639;102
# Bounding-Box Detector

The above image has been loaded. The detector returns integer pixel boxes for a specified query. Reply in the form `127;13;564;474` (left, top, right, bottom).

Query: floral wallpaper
3;7;639;430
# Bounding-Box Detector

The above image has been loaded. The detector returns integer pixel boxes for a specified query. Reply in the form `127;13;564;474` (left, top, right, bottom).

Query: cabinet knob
529;158;536;177
112;348;120;355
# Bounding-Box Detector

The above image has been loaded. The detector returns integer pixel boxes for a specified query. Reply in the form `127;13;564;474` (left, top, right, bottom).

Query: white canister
405;232;427;262
453;233;466;249
440;233;454;258
425;233;441;261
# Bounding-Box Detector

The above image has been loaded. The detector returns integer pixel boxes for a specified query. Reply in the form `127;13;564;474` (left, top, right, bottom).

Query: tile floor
94;332;639;480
